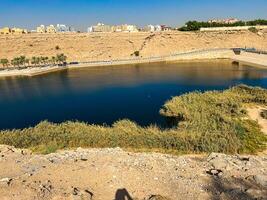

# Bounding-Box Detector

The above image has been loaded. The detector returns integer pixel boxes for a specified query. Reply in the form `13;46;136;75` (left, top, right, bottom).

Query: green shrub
133;51;140;57
260;110;267;119
248;27;258;33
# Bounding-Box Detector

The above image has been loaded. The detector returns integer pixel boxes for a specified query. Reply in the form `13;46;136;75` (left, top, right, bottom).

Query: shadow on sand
114;188;133;200
206;176;266;200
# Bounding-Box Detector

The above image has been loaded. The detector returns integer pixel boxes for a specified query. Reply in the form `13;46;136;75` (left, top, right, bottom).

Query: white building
36;25;46;33
87;26;93;33
125;25;138;32
46;25;57;33
57;24;70;32
145;25;155;32
154;25;162;32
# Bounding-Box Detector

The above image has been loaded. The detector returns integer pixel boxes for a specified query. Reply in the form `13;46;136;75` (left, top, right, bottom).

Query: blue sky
1;0;267;31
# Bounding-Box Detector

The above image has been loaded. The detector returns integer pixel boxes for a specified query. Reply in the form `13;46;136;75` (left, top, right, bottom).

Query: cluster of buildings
0;24;74;35
87;23;173;33
208;18;240;24
88;23;139;33
0;27;28;35
143;24;172;32
36;24;74;33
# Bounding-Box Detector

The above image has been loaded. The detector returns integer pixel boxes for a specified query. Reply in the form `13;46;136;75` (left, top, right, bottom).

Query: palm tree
19;56;26;67
44;57;49;65
25;58;30;67
31;57;38;67
11;57;20;67
51;56;56;65
36;57;41;66
56;53;67;64
0;59;9;68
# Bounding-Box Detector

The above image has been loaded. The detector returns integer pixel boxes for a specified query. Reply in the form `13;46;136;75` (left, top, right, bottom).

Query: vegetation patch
179;19;267;31
0;85;266;154
0;54;67;68
260;110;267;119
248;27;258;33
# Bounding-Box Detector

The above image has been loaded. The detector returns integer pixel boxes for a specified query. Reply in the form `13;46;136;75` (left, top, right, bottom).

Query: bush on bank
0;85;266;154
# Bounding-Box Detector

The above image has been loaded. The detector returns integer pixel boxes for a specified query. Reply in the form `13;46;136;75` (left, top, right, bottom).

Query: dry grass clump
160;85;267;153
0;85;266;154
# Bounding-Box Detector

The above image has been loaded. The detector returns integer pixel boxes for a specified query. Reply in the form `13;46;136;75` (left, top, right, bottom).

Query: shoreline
0;49;267;78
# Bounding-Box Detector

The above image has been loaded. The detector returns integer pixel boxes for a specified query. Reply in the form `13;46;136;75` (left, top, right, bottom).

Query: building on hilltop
88;23;111;33
46;25;57;33
88;23;138;33
155;25;162;32
0;27;11;34
0;27;28;34
111;24;138;32
56;24;74;32
11;27;28;34
36;24;74;33
160;25;172;31
36;25;46;33
144;24;169;32
144;25;155;32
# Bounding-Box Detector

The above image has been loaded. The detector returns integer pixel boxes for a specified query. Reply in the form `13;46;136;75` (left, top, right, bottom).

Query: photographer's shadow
114;188;133;200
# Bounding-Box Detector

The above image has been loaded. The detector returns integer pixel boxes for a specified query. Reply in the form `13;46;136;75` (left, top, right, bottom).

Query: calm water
0;61;267;130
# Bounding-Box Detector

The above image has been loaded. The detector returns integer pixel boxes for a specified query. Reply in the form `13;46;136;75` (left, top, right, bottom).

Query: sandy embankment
0;31;266;62
0;31;267;77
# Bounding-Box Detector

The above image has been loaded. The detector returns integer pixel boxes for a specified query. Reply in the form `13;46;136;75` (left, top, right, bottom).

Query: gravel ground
0;145;266;200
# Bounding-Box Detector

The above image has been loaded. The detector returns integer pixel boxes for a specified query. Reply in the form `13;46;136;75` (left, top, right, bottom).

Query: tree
0;59;9;68
56;53;67;64
31;57;38;66
25;58;30;66
19;56;26;66
51;56;56;65
11;57;22;67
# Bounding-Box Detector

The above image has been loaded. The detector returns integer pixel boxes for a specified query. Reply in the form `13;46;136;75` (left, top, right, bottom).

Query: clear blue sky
1;0;267;31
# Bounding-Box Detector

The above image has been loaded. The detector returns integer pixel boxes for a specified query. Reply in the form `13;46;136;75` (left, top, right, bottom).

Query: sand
0;31;266;62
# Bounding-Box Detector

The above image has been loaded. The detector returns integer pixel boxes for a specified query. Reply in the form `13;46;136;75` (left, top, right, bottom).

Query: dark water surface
0;61;267;130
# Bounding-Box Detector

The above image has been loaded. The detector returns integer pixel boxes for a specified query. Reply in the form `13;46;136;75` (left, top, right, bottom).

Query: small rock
211;159;229;171
147;195;171;200
72;187;93;200
253;175;267;188
0;178;12;186
80;158;88;161
245;188;264;198
206;169;223;176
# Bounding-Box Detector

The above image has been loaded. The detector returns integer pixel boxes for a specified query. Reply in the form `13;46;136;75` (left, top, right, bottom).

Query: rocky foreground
0;145;266;200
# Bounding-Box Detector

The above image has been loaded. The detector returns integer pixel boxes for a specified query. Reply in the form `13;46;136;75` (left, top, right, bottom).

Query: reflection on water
0;61;267;130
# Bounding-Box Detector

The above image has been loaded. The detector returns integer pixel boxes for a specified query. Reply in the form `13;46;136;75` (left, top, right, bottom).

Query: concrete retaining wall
166;49;235;62
200;25;267;32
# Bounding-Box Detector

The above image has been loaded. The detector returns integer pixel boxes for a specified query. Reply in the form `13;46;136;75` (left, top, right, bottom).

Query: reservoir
0;61;267;130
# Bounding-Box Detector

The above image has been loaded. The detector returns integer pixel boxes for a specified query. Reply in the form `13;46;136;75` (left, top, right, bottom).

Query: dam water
0;61;267;130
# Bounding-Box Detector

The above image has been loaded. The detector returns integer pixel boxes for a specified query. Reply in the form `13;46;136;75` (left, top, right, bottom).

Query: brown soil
0;31;266;62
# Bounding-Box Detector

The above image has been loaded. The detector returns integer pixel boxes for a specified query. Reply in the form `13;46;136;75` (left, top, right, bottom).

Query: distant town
1;18;267;35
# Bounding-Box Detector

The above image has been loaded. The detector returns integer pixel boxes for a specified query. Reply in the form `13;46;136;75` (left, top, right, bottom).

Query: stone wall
200;25;267;32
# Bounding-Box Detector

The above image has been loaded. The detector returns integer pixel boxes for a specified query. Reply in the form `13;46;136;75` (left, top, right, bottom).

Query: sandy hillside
0;31;266;62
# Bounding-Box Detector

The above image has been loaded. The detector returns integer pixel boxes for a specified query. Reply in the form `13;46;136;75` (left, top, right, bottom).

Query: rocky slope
0;31;266;62
0;145;266;200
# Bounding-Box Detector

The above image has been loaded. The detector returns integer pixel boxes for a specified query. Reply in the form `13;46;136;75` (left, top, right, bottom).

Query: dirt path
247;106;267;135
0;145;266;200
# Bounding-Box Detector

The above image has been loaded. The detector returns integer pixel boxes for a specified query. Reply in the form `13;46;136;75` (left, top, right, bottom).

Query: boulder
253;175;267;188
